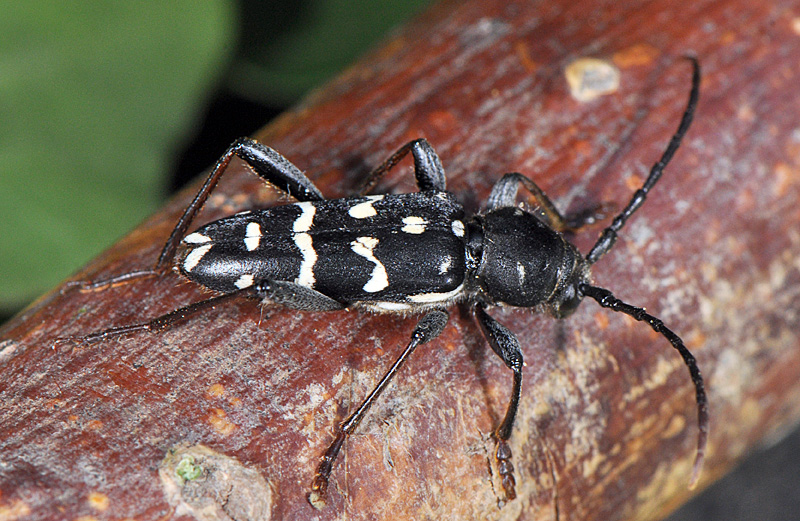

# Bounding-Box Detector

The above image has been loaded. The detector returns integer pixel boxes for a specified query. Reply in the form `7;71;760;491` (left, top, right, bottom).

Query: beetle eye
550;282;582;318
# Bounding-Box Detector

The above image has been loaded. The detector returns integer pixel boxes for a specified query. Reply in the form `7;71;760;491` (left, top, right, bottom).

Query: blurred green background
0;0;431;322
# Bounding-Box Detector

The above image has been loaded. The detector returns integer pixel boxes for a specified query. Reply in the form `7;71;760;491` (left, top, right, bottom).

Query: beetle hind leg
53;291;249;348
61;138;326;297
253;279;345;311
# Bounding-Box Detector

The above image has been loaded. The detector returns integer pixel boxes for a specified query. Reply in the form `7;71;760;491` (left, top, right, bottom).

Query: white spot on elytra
439;257;452;274
451;220;465;237
408;284;464;303
235;274;254;289
294;233;316;287
294;201;316;232
183;244;212;272
184;233;211;244
351;236;388;292
244;222;261;251
517;262;526;284
349;195;383;219
401;216;427;234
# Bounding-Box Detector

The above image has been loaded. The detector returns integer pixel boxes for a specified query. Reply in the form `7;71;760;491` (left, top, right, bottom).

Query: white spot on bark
565;57;620;102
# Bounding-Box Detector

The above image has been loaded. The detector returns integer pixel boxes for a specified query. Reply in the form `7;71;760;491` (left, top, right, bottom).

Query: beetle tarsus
496;438;517;501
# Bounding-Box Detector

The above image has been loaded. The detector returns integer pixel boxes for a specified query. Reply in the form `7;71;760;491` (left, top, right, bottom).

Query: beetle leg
55;278;347;348
253;279;345;311
361;139;446;194
475;304;522;501
309;309;449;509
53;291;248;348
66;138;326;292
156;138;325;271
486;172;576;232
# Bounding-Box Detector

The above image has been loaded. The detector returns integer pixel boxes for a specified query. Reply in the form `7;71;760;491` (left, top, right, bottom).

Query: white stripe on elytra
348;195;384;219
294;233;317;287
293;201;316;232
244;222;261;251
401;216;427;234
350;236;388;292
184;232;211;244
407;283;464;303
183;244;212;272
370;301;412;312
292;202;317;287
451;220;465;237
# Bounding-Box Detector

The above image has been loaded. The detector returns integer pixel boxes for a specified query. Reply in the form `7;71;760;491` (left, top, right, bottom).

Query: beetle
59;58;707;509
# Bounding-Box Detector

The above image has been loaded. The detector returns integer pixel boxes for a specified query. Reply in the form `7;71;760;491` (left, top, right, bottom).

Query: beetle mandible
58;58;707;509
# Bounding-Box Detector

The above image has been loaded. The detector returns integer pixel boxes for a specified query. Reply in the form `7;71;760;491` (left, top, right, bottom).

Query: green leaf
0;1;235;312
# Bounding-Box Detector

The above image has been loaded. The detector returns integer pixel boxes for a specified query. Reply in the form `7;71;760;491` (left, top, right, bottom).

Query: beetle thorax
472;207;589;315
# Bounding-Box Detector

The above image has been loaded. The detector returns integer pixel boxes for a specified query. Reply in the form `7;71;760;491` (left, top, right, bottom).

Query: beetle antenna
586;57;700;265
579;283;708;487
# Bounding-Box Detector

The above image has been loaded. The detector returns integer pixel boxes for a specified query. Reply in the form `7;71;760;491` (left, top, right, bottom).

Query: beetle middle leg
309;309;450;509
475;304;523;501
360;138;446;195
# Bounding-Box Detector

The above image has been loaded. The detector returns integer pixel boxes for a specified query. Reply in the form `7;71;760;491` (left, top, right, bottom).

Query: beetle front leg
475;304;523;501
486;172;614;232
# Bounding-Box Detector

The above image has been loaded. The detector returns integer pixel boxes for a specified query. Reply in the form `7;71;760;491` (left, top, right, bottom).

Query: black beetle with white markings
61;58;707;508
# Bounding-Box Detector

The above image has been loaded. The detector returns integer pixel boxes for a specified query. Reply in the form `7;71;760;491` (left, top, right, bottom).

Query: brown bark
3;0;800;519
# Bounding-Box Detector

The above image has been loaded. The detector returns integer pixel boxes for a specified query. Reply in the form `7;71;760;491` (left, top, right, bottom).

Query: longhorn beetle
58;58;707;508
